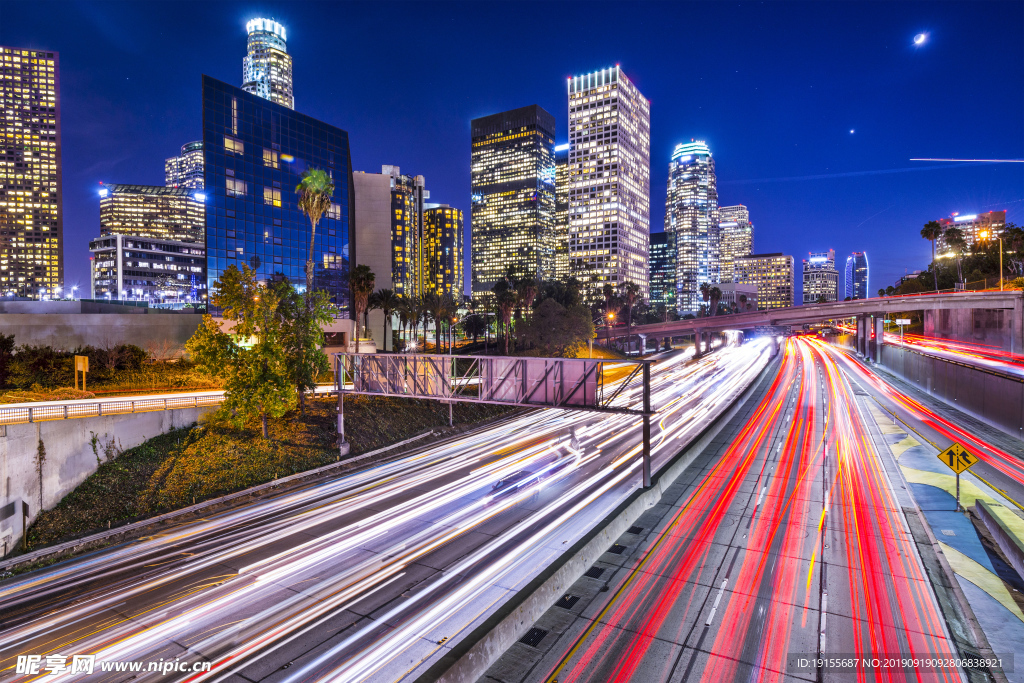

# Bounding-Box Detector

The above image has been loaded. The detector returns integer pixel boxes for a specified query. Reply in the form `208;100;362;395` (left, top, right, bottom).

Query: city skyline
1;2;1021;301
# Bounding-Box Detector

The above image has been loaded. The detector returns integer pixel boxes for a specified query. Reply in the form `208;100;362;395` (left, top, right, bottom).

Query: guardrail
0;393;224;426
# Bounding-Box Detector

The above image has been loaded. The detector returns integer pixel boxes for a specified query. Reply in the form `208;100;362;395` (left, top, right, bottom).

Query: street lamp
979;230;1004;291
71;285;78;300
606;310;616;348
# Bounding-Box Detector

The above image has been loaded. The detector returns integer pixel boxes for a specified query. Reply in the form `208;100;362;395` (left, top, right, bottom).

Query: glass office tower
470;105;556;301
554;143;570;280
665;140;718;314
802;249;839;304
648;231;675;311
201;76;352;309
165;141;205;189
242;18;294;110
845;251;868;300
718;204;752;283
734;253;795;309
568;66;651;299
0;46;62;299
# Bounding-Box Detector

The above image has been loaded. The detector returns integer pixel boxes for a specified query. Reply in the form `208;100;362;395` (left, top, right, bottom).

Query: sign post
895;318;911;347
936;443;979;512
74;355;89;391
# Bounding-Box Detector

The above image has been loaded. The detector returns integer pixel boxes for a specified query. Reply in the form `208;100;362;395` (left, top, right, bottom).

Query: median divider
415;351;782;683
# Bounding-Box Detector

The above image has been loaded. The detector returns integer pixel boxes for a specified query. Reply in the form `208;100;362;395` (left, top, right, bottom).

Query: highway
885;331;1024;379
0;340;772;683
504;336;987;682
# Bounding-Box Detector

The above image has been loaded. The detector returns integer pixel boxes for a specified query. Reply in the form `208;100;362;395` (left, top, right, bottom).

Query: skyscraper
935;210;1005;254
648;232;675;312
201;76;352;308
802;249;839;304
0;46;62;299
470;105;556;301
845;251;869;300
567;67;650;298
718;204;752;283
665;140;718;313
242;18;294;110
554;143;571;280
165;141;205;189
423;204;464;298
385;166;427;299
734;253;794;310
99;184;205;243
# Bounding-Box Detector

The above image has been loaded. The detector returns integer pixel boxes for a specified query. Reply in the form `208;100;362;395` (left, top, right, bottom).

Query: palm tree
370;288;398;351
738;293;748;312
699;282;712;316
421;292;440;352
349;265;375;352
709;286;722;317
295;169;335;298
462;314;486;346
921;220;943;292
618;281;641;354
517;276;540;317
493;281;517;355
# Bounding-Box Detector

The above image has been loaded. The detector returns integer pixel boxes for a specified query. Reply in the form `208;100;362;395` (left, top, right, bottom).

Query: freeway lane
0;340;772;683
885;332;1024;379
497;337;961;683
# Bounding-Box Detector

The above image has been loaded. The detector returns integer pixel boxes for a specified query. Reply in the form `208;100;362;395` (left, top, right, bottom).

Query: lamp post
606;311;616;348
980;230;1004;291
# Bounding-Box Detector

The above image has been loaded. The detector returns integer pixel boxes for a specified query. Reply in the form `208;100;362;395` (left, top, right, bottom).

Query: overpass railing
0;393;224;426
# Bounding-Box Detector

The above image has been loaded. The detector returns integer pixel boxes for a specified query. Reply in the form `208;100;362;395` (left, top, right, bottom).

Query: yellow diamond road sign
937;443;978;474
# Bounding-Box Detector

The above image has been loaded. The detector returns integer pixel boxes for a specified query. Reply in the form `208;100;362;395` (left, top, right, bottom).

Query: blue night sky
3;1;1022;302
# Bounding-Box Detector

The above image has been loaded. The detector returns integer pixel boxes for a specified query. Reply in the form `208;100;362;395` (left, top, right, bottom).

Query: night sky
3;1;1022;303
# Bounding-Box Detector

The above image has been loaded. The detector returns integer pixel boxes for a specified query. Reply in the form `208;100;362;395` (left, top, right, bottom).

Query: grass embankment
27;396;512;548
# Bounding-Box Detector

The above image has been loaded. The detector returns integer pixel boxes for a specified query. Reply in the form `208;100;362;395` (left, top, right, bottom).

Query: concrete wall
880;344;1024;439
353;171;395;351
924;307;1019;352
0;406;213;554
0;313;203;356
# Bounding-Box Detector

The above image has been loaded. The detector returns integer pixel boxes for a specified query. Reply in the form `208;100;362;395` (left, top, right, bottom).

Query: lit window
224;136;244;155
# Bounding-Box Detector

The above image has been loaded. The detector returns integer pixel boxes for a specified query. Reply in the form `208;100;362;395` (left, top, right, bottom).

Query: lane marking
705;578;729;626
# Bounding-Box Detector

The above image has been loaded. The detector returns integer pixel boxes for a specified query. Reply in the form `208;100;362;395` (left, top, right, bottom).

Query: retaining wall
0;405;213;555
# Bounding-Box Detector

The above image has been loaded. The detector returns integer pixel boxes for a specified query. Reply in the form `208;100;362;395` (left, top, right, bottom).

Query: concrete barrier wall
879;344;1024;438
0;313;203;355
0;405;214;554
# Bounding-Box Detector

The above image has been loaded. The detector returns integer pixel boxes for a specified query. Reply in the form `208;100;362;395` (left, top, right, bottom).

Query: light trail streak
0;342;772;683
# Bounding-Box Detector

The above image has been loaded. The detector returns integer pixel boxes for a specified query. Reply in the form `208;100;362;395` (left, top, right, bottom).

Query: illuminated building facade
718;204;752;283
165;141;205;189
385;166;427;298
0;46;62;299
734;253;794;310
201;76;352;309
802;249;838;304
568;67;650;299
648;231;675;311
665;140;717;313
423;204;464;298
554;143;570;280
99;184;205;243
242;18;294;110
89;234;206;302
936;210;1005;254
845;251;868;300
471;105;556;301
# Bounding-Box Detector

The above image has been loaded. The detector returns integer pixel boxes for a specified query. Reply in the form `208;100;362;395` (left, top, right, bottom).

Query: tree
516;276;540;319
295;169;335;297
462;314;486;345
738;294;748;313
709;286;722;317
699;282;712;317
816;294;828;304
897;278;926;295
618;281;641;352
349;265;375;352
1005;224;1024;277
517;298;595;357
920;220;943;292
0;332;14;389
369;288;398;352
187;264;296;438
493;279;518;355
271;276;332;416
944;227;967;285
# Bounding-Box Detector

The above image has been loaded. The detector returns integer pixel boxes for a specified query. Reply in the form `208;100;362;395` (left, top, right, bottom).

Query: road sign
895;318;912;325
937;443;978;473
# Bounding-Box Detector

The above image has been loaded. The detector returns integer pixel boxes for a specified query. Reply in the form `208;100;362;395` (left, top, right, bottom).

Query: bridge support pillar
874;315;885;364
856;314;868;356
695;329;704;357
637;333;647;354
1014;297;1024;355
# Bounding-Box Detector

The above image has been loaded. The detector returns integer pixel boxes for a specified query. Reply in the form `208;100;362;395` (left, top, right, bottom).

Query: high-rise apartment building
734;253;794;310
554;143;570;280
385;166;428;298
567;67;650;298
845;251;868;300
423;204;464;298
718;205;752;283
936;210;1005;254
0;46;62;299
470;105;556;301
165;141;205;189
802;249;839;304
100;184;205;242
201;76;352;308
242;18;294;110
665;140;718;313
648;231;675;312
